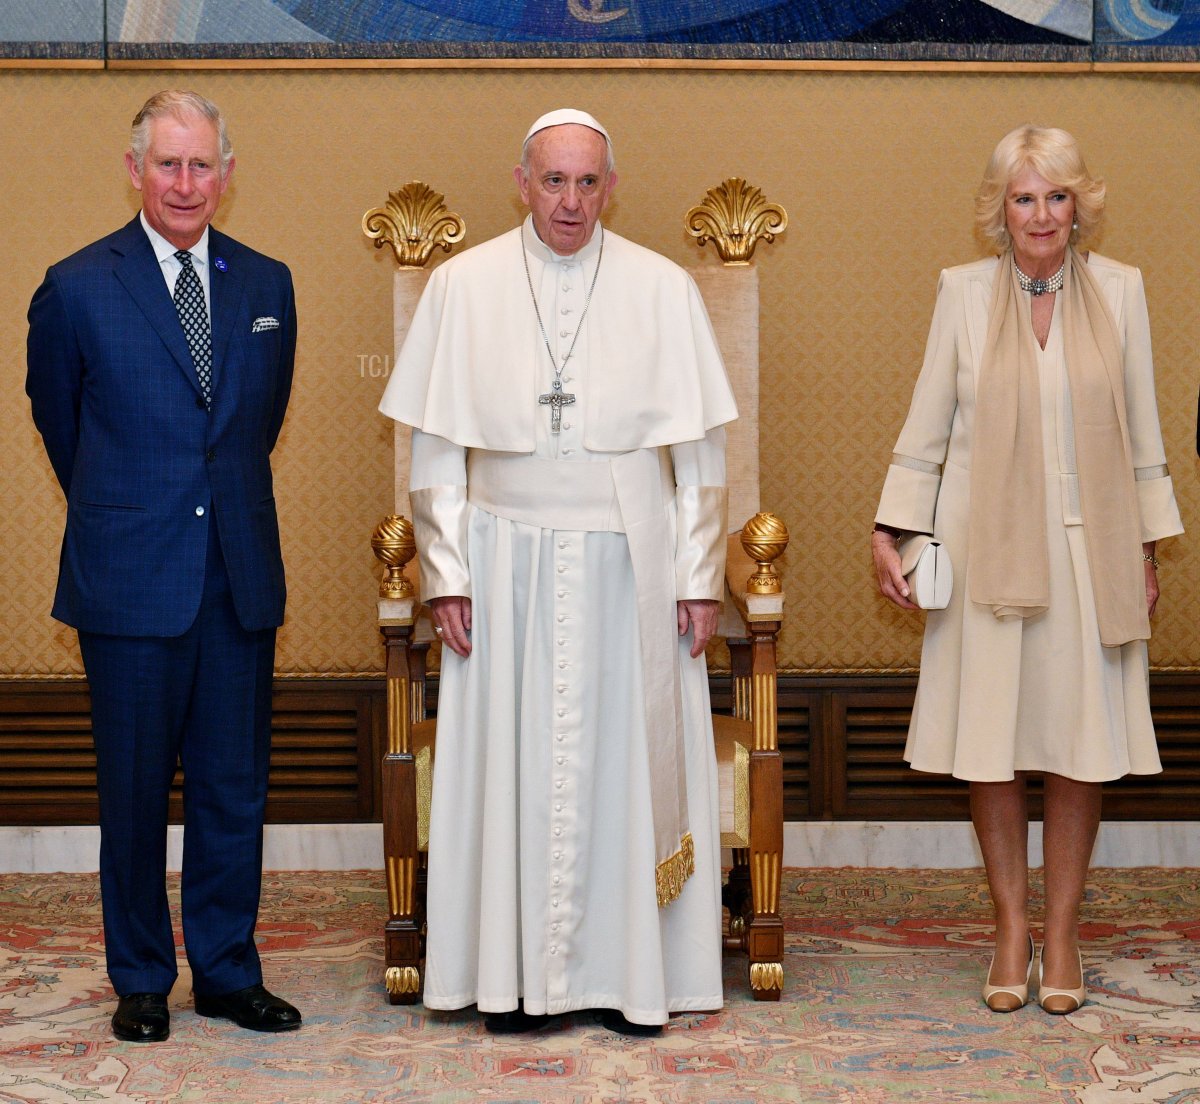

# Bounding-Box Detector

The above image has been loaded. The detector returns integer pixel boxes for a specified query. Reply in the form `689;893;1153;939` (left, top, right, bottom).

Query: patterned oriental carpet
2;869;1199;1103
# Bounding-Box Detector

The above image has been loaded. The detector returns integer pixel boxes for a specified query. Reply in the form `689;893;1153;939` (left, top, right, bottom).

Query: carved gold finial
685;178;787;265
362;182;466;268
371;515;416;599
741;512;789;594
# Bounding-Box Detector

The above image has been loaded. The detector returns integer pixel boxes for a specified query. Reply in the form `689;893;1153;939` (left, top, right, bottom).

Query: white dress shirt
139;210;213;317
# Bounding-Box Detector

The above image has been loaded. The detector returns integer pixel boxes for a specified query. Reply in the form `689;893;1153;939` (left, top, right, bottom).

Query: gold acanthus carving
372;515;415;599
362;182;466;268
385;966;421;995
750;961;784;992
685;178;787;265
741;512;790;594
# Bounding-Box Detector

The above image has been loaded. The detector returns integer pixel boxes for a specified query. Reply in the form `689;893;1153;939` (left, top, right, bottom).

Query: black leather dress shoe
194;984;301;1032
483;1003;550;1034
112;993;170;1042
599;1009;663;1037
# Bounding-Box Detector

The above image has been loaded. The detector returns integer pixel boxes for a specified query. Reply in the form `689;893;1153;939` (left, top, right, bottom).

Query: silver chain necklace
1014;258;1065;296
523;228;605;433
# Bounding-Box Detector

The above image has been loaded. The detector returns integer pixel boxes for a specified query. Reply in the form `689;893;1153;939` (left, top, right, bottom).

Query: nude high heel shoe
1038;947;1085;1015
982;933;1036;1012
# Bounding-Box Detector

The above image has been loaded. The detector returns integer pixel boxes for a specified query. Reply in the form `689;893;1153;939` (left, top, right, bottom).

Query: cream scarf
968;247;1148;648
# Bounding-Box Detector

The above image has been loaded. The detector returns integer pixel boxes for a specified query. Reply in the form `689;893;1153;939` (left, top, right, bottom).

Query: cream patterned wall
3;69;1199;677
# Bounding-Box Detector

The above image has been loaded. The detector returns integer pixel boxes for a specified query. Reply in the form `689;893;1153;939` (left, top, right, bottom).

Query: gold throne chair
366;178;789;1005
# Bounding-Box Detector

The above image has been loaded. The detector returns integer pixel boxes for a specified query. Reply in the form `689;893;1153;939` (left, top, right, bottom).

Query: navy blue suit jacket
27;216;296;637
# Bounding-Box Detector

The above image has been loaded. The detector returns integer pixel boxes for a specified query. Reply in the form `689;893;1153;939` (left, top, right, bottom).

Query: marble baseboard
1;821;1198;874
0;824;385;875
783;821;1200;868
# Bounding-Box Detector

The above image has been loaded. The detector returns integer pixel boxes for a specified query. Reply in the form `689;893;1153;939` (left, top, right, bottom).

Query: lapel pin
214;257;228;272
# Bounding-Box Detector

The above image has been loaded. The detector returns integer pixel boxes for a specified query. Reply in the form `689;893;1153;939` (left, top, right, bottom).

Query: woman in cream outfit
872;126;1182;1014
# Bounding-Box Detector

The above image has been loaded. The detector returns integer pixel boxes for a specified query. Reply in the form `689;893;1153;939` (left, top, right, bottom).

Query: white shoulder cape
379;221;737;452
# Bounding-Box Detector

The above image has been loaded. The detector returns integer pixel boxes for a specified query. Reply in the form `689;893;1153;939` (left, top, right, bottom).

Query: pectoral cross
539;377;576;433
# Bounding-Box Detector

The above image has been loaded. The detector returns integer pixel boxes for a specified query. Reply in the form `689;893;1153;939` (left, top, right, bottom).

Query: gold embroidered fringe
655;832;695;908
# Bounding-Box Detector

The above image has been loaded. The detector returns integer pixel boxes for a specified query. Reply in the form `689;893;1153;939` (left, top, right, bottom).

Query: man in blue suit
26;90;300;1042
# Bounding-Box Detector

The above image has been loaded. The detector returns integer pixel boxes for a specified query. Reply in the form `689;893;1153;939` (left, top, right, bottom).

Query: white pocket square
252;316;280;333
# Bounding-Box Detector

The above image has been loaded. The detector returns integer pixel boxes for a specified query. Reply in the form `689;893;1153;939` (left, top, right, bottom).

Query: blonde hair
130;90;232;175
975;125;1105;252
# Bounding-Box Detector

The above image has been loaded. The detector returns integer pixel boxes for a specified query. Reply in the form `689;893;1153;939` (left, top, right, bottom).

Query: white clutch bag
897;535;952;610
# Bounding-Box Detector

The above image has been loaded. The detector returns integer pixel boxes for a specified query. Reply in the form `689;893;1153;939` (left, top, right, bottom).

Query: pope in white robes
379;109;737;1034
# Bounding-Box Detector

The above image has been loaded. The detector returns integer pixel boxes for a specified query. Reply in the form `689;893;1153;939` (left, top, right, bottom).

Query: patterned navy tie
173;250;212;408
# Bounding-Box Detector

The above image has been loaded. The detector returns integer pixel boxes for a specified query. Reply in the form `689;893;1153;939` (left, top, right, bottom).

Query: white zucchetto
523;108;613;159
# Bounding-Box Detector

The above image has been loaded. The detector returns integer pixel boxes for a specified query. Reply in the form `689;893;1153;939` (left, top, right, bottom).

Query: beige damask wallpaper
3;68;1199;677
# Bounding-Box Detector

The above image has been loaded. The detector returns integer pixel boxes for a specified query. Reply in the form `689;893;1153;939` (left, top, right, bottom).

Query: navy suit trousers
79;520;276;998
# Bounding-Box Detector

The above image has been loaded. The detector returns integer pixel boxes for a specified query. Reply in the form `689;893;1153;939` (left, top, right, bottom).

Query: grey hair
129;90;233;174
520;125;615;177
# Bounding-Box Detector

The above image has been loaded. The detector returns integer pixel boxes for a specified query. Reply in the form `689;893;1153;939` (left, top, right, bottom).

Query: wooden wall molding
3;674;1198;825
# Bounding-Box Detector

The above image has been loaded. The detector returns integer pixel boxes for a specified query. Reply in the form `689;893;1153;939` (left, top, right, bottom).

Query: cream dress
876;255;1183;782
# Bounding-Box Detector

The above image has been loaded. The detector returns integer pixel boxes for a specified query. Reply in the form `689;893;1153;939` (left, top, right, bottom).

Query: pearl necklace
1014;258;1065;297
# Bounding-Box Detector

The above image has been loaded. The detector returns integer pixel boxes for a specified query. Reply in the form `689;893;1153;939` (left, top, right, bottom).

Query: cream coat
877;254;1183;781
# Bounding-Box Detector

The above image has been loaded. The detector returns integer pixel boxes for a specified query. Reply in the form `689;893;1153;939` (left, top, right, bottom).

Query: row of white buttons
545;256;584;968
547;531;578;964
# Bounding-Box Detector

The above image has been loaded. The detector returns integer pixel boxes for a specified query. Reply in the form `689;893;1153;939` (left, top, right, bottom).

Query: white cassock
380;217;737;1025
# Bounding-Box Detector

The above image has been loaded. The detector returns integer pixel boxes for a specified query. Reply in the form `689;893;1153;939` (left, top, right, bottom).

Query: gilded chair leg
746;620;784;1001
383;791;423;1004
746;844;784;1001
383;843;423;1004
381;622;423;1005
719;625;786;998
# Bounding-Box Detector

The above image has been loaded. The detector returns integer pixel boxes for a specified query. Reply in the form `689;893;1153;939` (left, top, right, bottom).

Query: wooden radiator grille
3;674;1200;825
